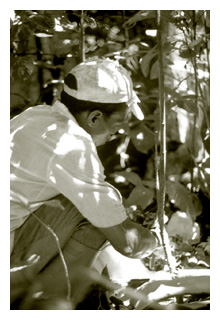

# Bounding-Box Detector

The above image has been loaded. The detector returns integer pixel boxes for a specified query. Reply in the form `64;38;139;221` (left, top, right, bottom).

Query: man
10;58;157;308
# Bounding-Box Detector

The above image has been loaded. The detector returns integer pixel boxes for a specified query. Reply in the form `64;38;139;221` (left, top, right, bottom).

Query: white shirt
10;101;127;249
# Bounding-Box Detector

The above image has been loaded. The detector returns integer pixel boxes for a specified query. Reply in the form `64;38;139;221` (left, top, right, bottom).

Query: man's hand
98;218;158;259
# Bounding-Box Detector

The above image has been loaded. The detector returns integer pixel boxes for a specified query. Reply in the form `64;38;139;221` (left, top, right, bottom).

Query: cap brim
131;102;144;120
129;91;144;120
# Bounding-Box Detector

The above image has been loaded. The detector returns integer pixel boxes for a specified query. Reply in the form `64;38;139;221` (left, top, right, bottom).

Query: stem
80;10;85;62
190;10;198;191
32;213;71;301
157;10;176;275
157;10;166;243
122;10;129;49
203;10;210;130
154;130;160;201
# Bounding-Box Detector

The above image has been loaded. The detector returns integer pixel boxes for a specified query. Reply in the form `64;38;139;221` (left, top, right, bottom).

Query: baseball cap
63;58;144;120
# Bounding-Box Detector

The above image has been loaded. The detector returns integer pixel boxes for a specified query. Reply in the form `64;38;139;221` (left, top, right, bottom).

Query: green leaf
130;123;155;154
11;56;35;81
188;37;203;49
30;14;55;31
173;106;205;161
17;24;32;42
114;171;143;186
123;10;156;28
140;46;157;78
166;180;202;220
166;87;199;116
142;180;156;189
35;33;53;38
179;47;196;59
197;157;210;197
150;60;159;79
126;185;154;210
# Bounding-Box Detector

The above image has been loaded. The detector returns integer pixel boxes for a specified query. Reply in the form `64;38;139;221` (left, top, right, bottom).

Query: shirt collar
51;100;94;144
52;100;76;122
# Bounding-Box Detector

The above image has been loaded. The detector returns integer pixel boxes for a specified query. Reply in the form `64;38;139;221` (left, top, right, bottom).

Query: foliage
10;10;210;310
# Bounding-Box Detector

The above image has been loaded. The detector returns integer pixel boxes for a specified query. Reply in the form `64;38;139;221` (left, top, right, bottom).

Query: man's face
90;107;129;146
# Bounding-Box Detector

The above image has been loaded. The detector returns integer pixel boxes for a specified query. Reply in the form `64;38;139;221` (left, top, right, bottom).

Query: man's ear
87;110;103;127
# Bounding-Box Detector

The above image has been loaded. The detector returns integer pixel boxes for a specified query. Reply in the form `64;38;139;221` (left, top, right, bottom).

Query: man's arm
48;139;157;258
98;217;158;259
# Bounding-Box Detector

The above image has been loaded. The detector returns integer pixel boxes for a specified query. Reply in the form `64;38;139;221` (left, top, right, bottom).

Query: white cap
63;58;144;120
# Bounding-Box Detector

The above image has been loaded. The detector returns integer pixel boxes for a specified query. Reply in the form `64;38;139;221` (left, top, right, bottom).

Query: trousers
10;194;107;308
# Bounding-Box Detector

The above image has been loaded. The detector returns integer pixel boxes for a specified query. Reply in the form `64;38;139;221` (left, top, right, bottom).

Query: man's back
10;102;93;232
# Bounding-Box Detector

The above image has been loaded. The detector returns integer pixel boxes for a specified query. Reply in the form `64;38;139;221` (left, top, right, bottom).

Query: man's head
60;58;144;146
